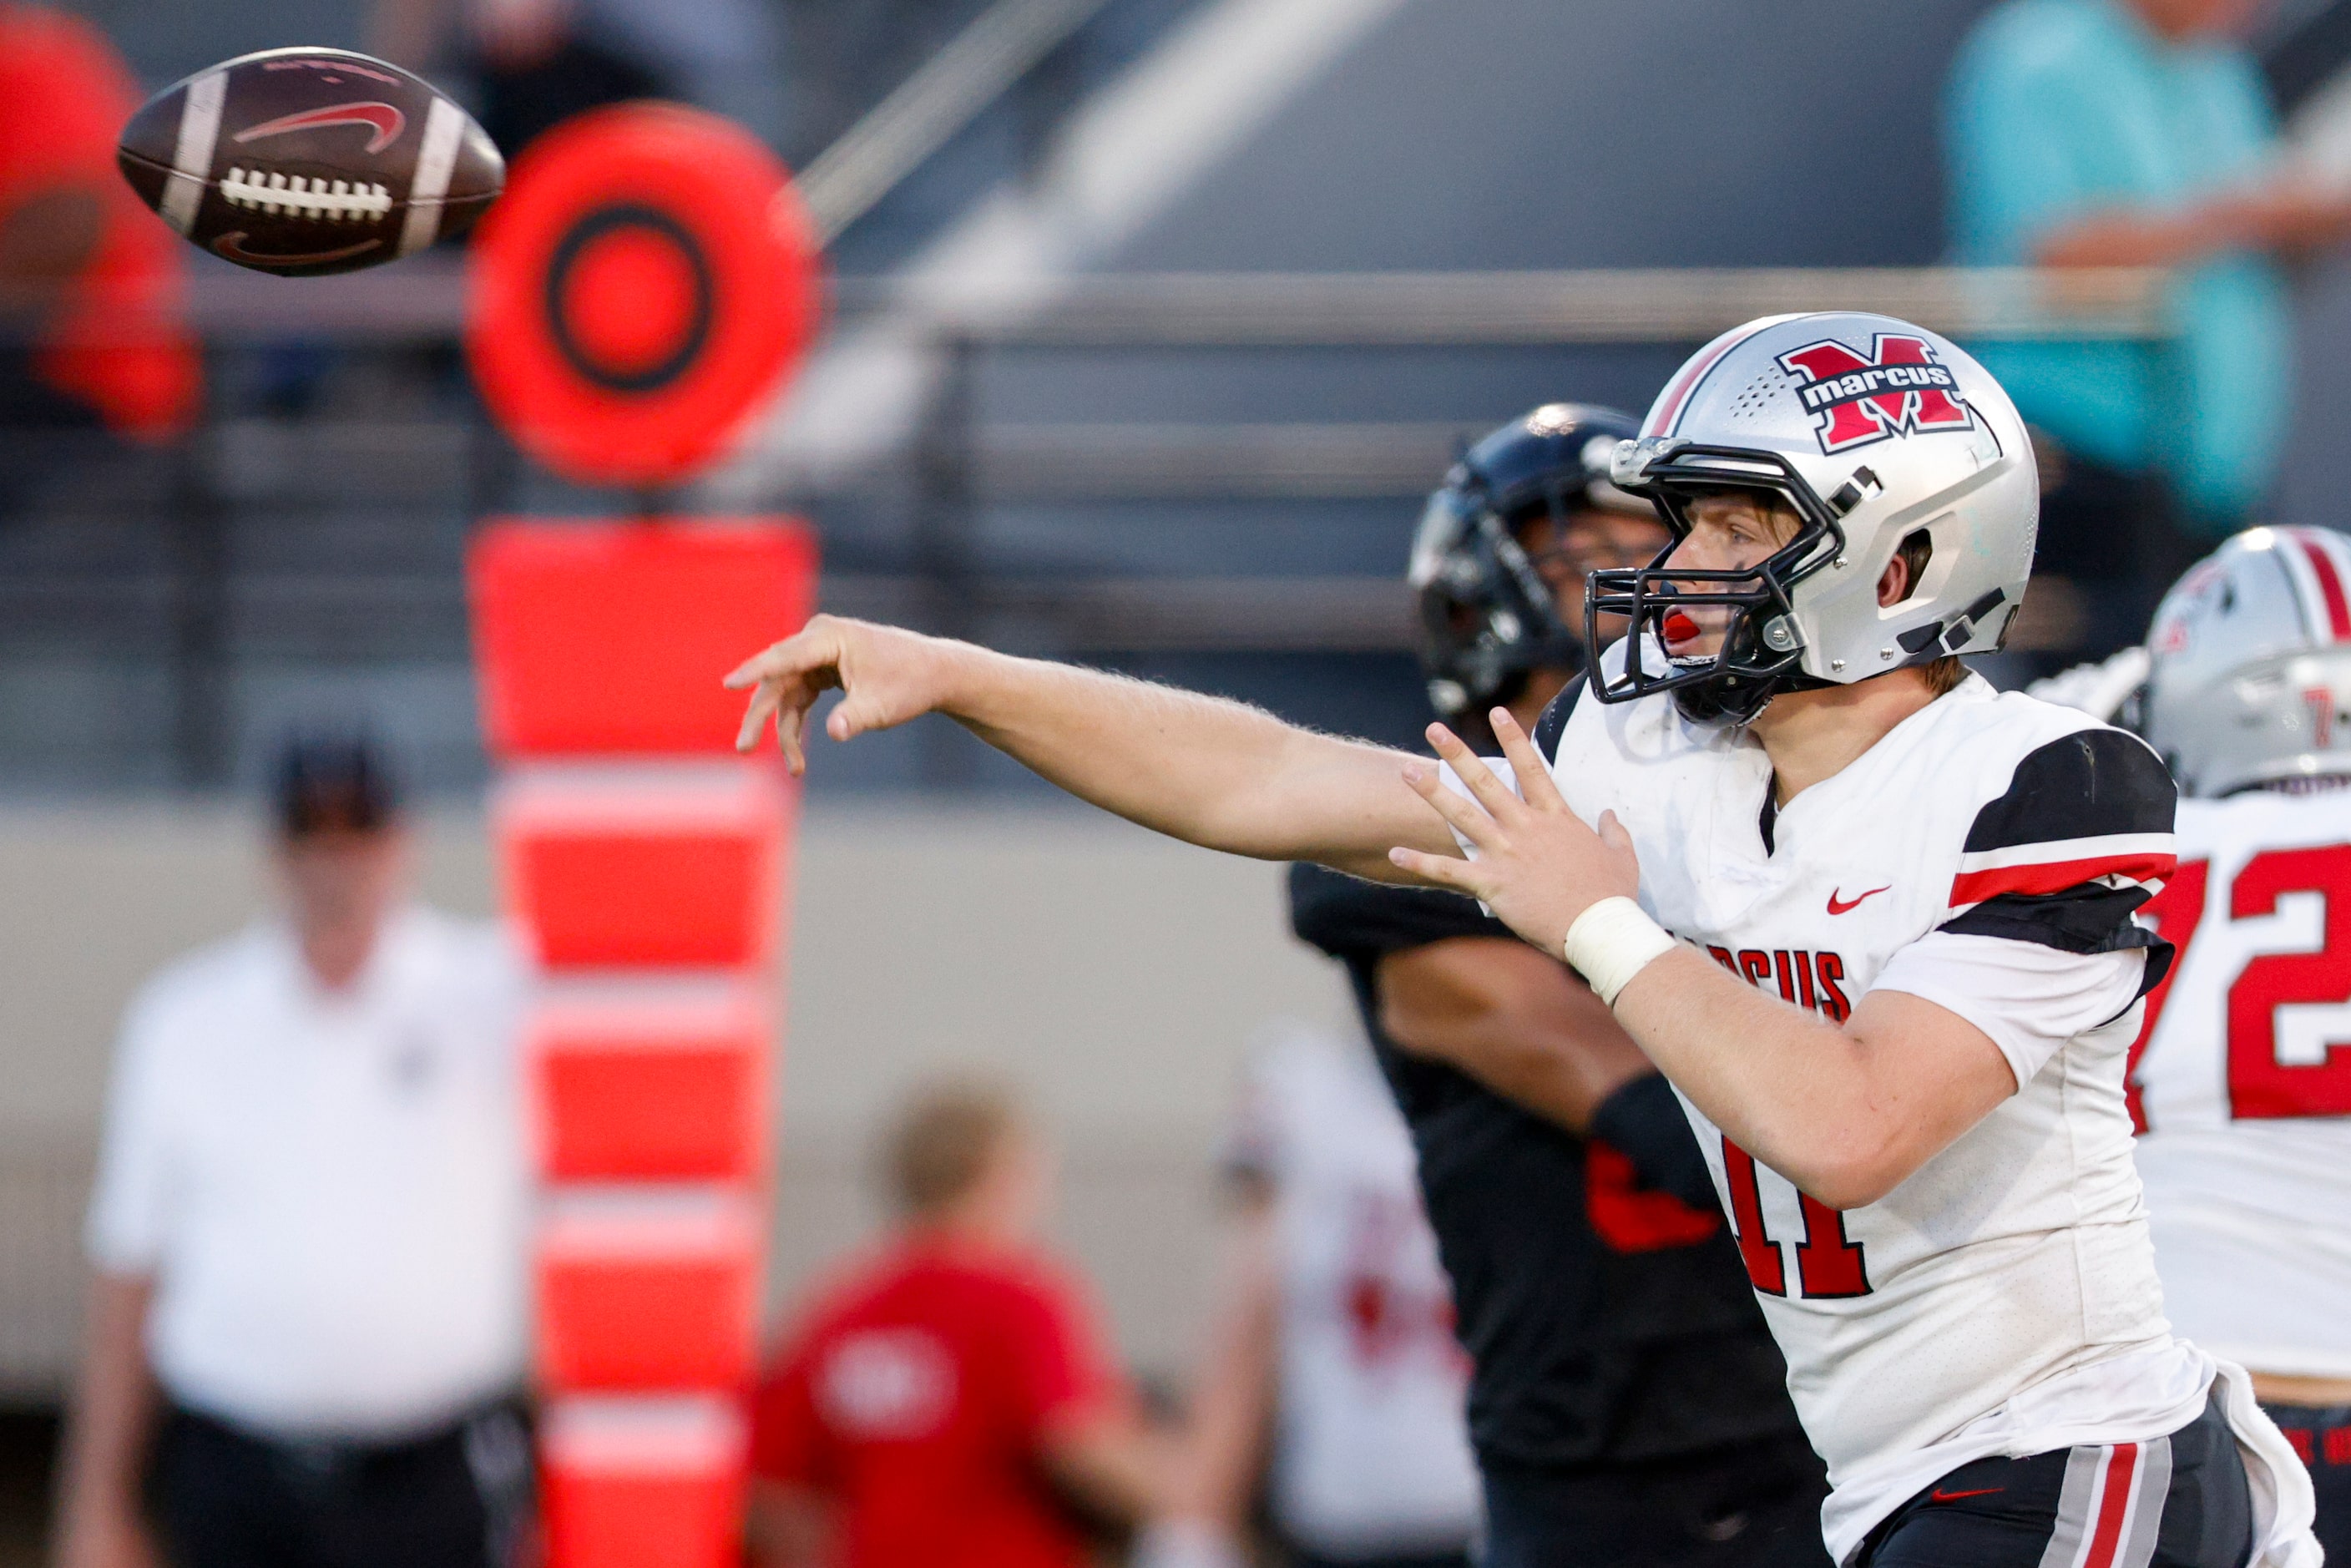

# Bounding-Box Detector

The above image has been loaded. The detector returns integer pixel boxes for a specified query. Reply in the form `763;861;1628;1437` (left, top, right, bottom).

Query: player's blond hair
1892;529;1969;696
886;1076;1024;1216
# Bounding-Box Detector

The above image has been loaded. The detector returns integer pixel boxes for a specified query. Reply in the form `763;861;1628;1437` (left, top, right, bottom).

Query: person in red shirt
748;1080;1170;1568
0;3;199;441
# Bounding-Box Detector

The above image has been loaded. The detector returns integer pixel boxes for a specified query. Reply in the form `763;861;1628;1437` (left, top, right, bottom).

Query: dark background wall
1115;0;1993;271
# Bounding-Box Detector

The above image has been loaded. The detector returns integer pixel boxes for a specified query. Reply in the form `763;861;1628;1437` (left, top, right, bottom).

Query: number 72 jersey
2131;791;2351;1380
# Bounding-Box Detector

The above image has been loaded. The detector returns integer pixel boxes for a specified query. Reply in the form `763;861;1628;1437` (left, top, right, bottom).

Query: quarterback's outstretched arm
728;616;1454;878
1393;711;2018;1211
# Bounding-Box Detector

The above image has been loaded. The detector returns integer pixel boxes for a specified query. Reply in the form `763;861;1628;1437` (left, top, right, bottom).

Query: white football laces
219;167;393;223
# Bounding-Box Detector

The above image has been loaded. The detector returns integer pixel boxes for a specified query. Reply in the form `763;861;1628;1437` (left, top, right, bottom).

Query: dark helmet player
1410;404;1666;729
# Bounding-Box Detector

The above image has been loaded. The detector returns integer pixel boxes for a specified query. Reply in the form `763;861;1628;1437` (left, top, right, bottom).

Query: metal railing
0;260;504;792
904;265;2172;345
893;265;2170;659
0;263;2174;792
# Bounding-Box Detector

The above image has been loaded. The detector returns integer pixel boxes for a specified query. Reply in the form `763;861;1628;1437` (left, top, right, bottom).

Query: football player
727;312;2319;1567
1289;406;1828;1567
1165;1022;1484;1568
2120;525;2351;1563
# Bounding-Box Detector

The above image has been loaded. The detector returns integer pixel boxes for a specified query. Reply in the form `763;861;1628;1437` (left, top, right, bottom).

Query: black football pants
152;1403;532;1568
1479;1433;1834;1568
1853;1393;2251;1568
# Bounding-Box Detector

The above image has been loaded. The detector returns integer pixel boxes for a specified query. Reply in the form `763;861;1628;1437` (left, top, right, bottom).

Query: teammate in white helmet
2101;526;2351;1564
725;313;2318;1568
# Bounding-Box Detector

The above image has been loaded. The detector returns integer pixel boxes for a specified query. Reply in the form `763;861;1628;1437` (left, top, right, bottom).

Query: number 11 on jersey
1721;1139;1873;1298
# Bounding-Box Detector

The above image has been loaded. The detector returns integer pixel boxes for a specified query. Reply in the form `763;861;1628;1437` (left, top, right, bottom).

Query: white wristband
1562;896;1677;1006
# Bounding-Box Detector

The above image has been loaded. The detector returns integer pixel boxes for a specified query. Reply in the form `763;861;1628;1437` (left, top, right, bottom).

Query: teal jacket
1945;0;2290;527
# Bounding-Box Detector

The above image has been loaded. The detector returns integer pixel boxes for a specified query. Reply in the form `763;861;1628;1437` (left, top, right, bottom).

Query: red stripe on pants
2082;1444;2141;1568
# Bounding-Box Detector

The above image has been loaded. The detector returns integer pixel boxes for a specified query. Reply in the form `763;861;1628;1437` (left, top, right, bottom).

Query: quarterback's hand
726;615;970;773
1389;708;1641;954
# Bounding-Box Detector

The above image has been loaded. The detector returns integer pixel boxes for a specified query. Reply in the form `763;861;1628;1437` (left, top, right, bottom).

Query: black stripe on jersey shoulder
1943;883;2158;953
1534;673;1588;766
1962;727;2175;853
1941;886;2176;998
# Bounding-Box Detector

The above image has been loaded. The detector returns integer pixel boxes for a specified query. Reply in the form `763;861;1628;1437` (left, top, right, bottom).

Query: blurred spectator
1946;0;2351;653
0;3;198;441
1155;1025;1479;1568
746;1078;1168;1568
372;0;785;156
51;736;532;1568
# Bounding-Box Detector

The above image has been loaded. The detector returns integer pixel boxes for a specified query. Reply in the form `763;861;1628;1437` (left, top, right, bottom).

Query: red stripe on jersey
1948;851;2177;908
1645;331;1747;437
2081;1443;2141;1568
2301;537;2351;641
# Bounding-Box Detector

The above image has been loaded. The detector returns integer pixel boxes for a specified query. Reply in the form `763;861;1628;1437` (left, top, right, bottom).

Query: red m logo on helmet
1777;335;1972;454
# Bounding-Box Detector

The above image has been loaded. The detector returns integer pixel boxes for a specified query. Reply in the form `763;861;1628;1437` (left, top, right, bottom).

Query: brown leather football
117;46;503;277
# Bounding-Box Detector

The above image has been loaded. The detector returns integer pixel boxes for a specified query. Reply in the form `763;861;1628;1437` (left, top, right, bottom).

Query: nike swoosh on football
232;101;407;154
1929;1487;2004;1503
1827;885;1891;916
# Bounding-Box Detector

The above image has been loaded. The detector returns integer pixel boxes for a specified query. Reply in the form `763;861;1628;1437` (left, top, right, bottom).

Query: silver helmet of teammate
2140;526;2351;798
1592;311;2037;724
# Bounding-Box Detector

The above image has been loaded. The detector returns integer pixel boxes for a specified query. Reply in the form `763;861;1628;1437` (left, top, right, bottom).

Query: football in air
117;47;504;277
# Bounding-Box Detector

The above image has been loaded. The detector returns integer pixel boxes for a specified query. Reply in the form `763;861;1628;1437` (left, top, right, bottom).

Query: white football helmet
2140;526;2351;798
1591;311;2037;723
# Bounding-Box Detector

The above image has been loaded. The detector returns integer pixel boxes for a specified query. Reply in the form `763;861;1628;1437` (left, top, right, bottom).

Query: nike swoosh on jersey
1929;1487;2005;1503
1826;886;1891;915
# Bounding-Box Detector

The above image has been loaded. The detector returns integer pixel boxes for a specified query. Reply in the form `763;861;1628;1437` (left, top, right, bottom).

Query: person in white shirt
1167;1024;1481;1568
51;736;532;1568
724;312;2322;1566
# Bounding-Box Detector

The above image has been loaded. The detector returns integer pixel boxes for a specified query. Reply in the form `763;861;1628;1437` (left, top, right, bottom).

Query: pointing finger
1423;723;1527;823
725;623;834;690
1388;845;1483;893
774;693;809;774
1401;758;1498;848
735;682;780;752
723;642;787;690
1489;708;1567;811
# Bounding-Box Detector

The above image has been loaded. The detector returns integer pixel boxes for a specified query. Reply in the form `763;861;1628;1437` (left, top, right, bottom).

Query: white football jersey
1229;1026;1481;1558
1539;655;2214;1562
2131;791;2351;1381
